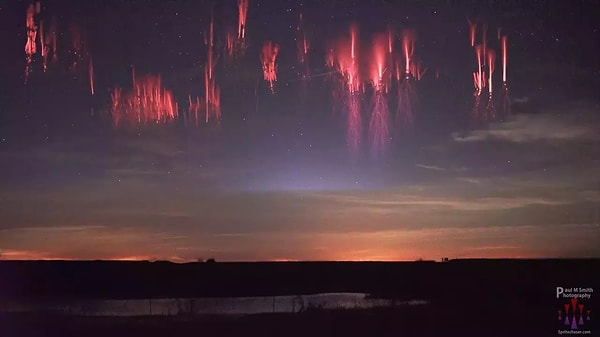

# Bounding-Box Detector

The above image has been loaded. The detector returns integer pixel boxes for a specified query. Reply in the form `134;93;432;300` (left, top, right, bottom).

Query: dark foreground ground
0;303;550;337
1;259;598;301
0;259;597;336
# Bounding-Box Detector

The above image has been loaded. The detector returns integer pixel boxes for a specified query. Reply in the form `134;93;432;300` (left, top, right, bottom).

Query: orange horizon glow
0;255;552;262
0;247;541;263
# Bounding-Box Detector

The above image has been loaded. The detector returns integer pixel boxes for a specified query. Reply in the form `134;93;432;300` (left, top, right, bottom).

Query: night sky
0;0;599;261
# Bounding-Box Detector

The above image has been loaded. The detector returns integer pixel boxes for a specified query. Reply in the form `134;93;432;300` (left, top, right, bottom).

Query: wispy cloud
106;168;167;176
452;112;598;143
416;164;446;171
0;249;159;261
0;225;106;233
457;177;482;185
464;245;521;251
213;233;252;238
0;249;65;260
314;192;568;211
580;190;600;202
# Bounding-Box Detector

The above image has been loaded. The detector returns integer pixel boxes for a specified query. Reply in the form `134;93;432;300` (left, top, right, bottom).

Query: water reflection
2;293;428;316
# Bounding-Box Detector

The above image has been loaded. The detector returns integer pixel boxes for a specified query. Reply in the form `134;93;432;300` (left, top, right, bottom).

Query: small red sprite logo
557;298;592;330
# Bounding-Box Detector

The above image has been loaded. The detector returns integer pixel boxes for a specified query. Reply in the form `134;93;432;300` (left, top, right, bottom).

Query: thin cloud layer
1;100;599;261
452;108;599;143
416;164;447;171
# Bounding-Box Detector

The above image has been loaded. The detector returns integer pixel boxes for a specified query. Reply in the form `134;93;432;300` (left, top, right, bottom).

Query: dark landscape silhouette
0;259;597;336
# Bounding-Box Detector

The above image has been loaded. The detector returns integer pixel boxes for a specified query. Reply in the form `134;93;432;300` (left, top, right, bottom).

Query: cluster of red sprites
469;20;510;121
24;1;78;81
325;26;427;156
110;70;178;126
23;1;510;152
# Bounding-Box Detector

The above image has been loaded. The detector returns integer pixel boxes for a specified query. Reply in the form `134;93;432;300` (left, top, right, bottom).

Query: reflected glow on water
2;293;428;316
